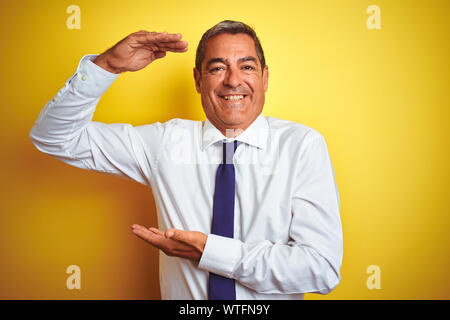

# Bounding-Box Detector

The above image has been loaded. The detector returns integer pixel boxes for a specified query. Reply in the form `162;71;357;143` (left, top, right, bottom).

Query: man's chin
219;115;246;128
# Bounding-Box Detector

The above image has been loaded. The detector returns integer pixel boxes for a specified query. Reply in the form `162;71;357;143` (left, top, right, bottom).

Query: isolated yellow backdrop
0;0;448;299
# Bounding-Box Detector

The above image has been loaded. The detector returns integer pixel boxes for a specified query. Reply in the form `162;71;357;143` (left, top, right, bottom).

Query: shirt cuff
198;234;242;278
67;54;120;98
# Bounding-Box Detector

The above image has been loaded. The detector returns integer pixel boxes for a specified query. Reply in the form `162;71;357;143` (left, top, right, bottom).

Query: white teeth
223;95;244;101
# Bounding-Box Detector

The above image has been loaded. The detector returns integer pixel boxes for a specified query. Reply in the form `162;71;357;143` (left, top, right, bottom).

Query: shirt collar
201;113;269;151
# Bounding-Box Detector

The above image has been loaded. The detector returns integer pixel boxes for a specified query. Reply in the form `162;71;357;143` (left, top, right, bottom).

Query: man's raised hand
93;30;188;74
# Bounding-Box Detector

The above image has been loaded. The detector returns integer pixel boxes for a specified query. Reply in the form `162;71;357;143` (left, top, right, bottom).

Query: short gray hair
195;20;266;74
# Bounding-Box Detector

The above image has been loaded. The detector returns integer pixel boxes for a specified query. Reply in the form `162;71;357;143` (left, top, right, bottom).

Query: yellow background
0;0;448;299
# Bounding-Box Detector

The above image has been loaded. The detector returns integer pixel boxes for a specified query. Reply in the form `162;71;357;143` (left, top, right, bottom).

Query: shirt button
81;74;87;81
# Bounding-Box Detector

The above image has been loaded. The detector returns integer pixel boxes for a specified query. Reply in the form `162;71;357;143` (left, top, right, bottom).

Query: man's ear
193;68;201;93
263;65;269;92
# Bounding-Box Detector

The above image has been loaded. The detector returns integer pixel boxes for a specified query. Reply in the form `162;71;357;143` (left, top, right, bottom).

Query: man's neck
210;114;261;138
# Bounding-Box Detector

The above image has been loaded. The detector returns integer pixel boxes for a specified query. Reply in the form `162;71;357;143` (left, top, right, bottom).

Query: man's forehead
203;33;259;64
204;33;256;54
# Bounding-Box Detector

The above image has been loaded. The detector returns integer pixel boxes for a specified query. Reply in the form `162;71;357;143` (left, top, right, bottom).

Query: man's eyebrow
205;58;226;69
238;56;257;64
205;56;258;69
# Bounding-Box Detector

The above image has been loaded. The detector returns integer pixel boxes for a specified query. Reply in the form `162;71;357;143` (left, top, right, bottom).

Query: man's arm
29;31;188;184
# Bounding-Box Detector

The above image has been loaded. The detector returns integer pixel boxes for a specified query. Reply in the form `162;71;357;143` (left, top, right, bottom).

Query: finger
137;46;186;55
148;227;164;235
131;224;151;238
144;44;188;54
133;30;151;35
132;42;188;54
129;32;187;51
162;41;188;50
165;229;193;244
131;223;145;230
138;46;186;55
154;32;183;42
131;30;163;37
142;40;188;51
133;32;183;45
154;51;167;59
151;47;187;54
129;31;183;45
132;224;165;247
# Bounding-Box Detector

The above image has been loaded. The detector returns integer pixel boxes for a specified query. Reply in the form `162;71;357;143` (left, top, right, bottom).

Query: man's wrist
71;55;120;97
93;54;122;74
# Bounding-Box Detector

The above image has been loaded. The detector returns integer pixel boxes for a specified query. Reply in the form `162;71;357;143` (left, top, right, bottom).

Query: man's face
194;33;269;136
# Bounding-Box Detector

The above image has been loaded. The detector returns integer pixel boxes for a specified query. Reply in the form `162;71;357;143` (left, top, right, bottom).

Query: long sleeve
29;54;164;186
198;132;343;295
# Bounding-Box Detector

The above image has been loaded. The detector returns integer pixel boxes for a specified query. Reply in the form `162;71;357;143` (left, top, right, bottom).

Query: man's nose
223;67;242;88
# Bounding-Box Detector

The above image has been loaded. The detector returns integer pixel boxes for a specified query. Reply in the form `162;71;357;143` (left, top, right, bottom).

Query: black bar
0;300;446;318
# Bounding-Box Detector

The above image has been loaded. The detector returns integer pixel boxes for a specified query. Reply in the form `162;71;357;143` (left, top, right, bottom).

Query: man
30;20;343;300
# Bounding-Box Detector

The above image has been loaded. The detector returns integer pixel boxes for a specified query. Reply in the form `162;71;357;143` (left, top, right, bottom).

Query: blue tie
209;140;238;300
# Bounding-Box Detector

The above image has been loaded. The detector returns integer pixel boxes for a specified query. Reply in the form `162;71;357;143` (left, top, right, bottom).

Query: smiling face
194;33;269;137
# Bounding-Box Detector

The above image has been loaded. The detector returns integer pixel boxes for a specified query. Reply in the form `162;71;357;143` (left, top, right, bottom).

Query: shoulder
135;118;201;134
159;118;201;130
265;115;324;145
264;116;331;165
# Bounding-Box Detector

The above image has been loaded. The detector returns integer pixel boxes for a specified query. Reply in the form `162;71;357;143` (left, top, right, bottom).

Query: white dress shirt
30;54;343;300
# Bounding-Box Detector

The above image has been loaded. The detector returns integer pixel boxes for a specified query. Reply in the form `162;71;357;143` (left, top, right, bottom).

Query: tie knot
223;140;238;164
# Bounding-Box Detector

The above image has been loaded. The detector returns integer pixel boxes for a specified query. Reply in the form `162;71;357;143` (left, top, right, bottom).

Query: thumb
154;50;167;59
165;229;191;244
165;228;177;239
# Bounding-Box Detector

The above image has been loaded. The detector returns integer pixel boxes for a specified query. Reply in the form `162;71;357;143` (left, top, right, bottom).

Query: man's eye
210;67;224;72
243;65;255;71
